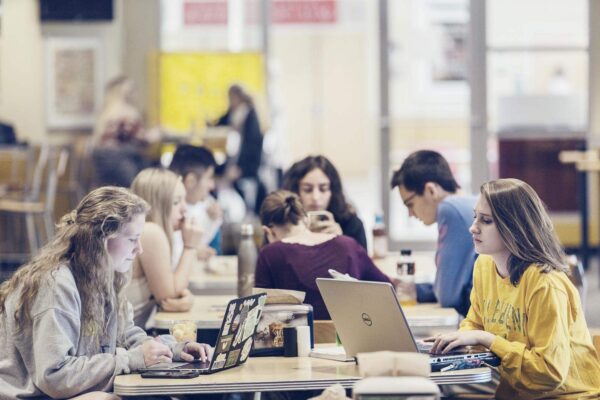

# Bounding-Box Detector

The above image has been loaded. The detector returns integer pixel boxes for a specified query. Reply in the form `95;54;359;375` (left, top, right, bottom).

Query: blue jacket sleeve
434;201;476;316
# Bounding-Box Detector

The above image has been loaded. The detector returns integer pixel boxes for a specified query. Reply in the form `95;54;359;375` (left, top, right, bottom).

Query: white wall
0;0;45;143
0;0;123;144
159;0;378;178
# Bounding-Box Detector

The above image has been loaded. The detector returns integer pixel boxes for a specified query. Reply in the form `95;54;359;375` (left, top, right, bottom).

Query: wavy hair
282;155;354;221
0;186;149;346
481;178;568;285
130;168;180;254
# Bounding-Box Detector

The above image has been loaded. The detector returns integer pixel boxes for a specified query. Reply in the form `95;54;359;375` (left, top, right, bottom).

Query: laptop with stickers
140;293;267;375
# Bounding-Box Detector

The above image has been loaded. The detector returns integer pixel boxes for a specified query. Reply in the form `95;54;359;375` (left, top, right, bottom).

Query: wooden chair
59;136;94;208
566;255;587;309
593;336;600;358
0;145;69;255
314;320;337;344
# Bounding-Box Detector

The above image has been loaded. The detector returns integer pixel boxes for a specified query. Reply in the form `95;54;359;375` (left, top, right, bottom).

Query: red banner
184;1;228;25
184;0;337;26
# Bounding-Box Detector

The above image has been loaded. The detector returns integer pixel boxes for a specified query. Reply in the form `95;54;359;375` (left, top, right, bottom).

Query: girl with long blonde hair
0;186;212;399
431;179;600;399
127;168;204;328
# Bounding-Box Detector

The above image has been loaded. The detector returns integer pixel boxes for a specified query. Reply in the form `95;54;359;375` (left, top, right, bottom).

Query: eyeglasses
402;192;417;206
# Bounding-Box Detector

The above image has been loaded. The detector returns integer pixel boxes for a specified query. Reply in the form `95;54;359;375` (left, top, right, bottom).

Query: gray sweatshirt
0;265;185;399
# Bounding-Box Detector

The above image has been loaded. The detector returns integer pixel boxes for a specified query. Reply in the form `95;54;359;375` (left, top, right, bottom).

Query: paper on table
328;269;357;281
252;288;306;304
309;346;355;362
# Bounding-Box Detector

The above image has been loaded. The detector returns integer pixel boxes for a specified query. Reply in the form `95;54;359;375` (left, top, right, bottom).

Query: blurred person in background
215;84;266;215
127;169;203;328
282;155;367;250
92;76;161;188
169;144;222;258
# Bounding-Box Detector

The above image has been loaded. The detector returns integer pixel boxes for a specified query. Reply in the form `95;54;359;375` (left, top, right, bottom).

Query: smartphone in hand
307;211;330;222
307;211;330;231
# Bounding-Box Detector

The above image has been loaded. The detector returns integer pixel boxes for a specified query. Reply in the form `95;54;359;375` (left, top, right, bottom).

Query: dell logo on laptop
361;313;372;326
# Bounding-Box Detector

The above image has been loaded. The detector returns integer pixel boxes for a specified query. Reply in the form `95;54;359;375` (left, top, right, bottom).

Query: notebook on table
314;279;500;370
140;293;267;375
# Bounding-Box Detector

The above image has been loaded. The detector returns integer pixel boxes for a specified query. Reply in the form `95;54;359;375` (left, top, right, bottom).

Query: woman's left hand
429;330;495;354
311;211;343;236
181;342;214;362
160;289;194;312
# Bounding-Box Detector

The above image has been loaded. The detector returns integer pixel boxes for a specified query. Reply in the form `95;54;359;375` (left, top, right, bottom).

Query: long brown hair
282;155;355;221
0;186;149;345
481;178;568;285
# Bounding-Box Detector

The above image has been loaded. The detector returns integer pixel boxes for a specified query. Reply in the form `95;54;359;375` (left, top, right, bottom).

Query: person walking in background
215;84;265;214
391;150;477;316
282;155;368;250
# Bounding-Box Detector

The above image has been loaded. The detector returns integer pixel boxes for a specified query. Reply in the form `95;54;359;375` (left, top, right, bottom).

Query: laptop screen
145;293;267;373
316;279;498;366
208;293;267;371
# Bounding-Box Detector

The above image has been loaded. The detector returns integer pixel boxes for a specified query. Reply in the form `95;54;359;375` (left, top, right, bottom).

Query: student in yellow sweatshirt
430;178;600;399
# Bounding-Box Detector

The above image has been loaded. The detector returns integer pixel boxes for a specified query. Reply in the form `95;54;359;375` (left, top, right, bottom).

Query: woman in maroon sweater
255;190;392;319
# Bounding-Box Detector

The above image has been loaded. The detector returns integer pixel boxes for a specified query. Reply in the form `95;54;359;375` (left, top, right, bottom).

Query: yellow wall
157;52;265;134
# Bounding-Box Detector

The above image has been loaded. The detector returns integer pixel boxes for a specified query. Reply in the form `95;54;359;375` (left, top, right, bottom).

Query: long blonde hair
130;168;180;254
0;186;149;345
481;178;568;285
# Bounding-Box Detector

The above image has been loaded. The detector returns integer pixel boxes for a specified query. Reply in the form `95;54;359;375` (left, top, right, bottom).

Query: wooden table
153;295;234;330
189;256;237;295
152;296;459;335
188;252;438;297
113;355;492;396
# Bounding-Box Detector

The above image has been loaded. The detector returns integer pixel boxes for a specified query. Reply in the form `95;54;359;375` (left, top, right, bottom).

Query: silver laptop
316;278;498;366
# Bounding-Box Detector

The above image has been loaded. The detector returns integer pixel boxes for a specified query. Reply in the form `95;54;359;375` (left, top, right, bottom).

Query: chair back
26;145;50;201
44;147;69;214
314;320;337;344
566;255;587;309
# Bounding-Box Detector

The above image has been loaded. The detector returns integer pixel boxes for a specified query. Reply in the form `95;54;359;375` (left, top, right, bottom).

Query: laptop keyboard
174;359;211;370
417;342;467;356
417;342;433;353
